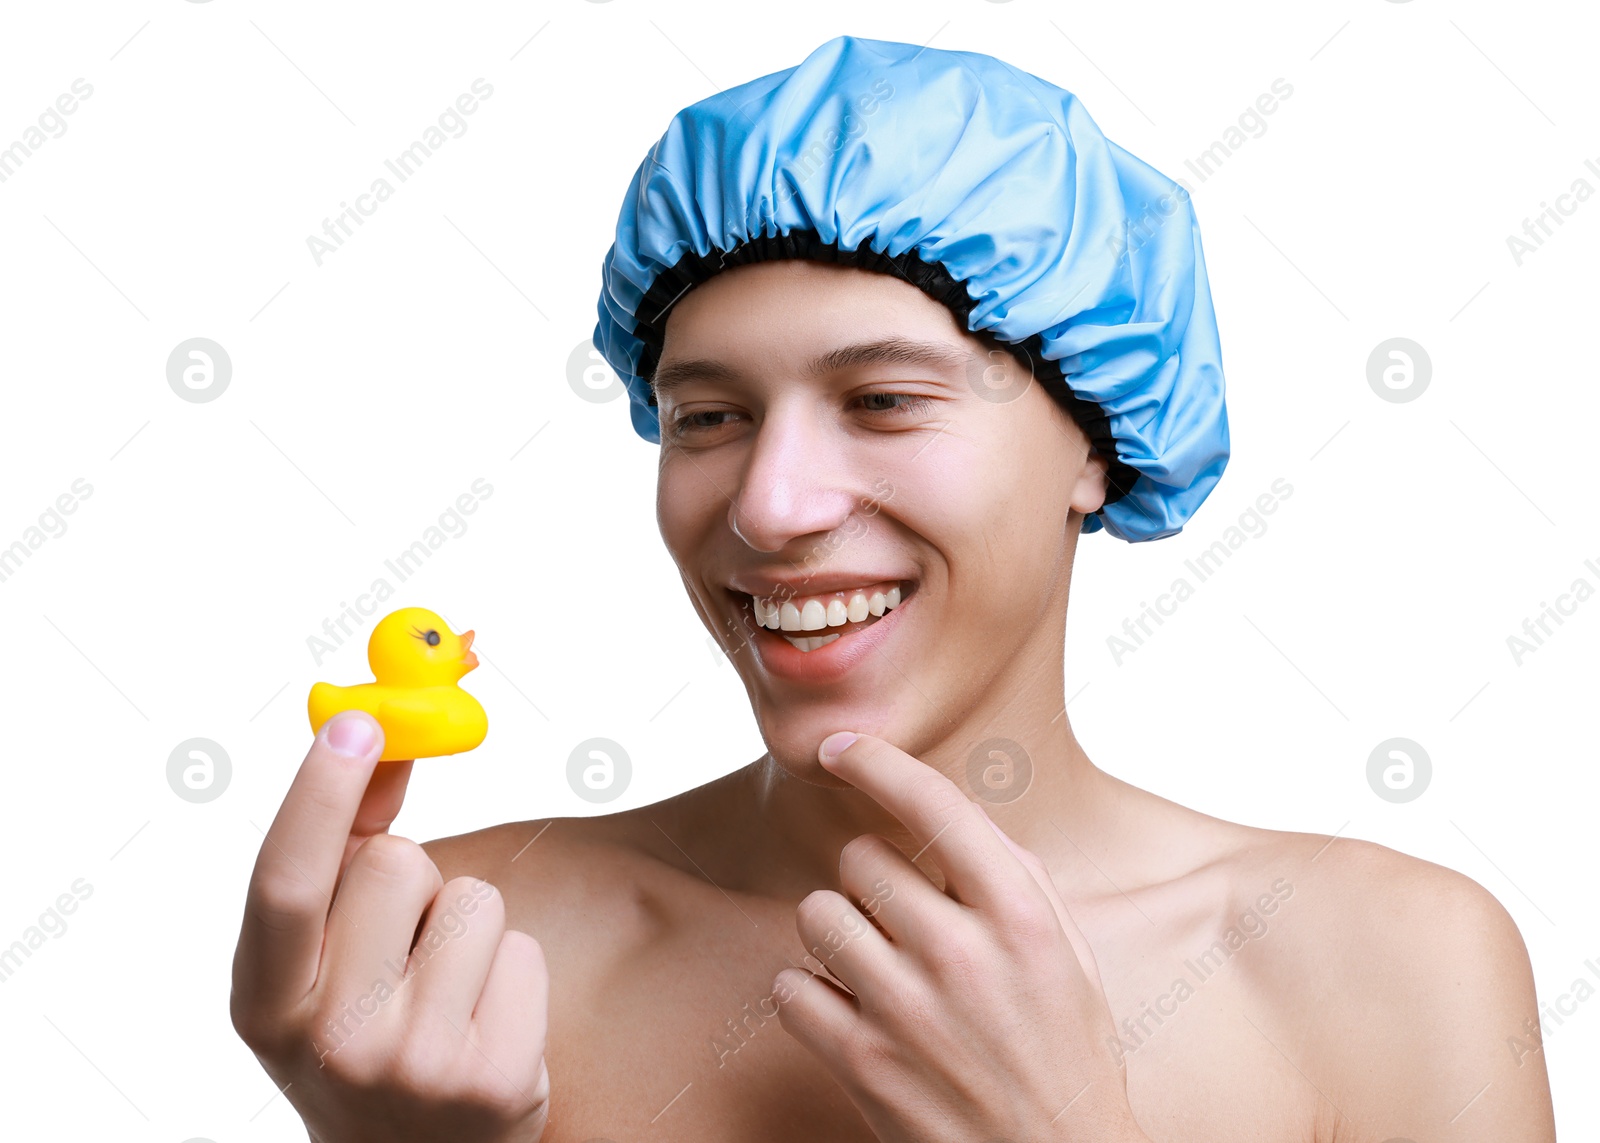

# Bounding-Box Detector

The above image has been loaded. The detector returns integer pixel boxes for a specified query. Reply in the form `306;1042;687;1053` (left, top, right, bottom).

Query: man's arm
1305;841;1557;1140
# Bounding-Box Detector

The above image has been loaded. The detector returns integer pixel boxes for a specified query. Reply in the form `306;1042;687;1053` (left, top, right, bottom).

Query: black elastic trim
629;228;1138;510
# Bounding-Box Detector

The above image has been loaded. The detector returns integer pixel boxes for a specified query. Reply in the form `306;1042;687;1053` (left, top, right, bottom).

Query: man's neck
729;716;1113;903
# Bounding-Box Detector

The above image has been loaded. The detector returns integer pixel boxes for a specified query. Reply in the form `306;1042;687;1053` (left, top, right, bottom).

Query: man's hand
229;710;551;1143
773;731;1148;1143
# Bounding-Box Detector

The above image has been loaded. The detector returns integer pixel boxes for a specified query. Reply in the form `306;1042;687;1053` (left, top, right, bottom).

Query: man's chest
525;909;1330;1143
532;911;877;1141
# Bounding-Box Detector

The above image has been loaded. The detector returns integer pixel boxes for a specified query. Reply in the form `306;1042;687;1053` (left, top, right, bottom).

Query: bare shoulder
1218;826;1556;1138
1267;831;1527;962
1237;830;1536;1004
417;806;674;993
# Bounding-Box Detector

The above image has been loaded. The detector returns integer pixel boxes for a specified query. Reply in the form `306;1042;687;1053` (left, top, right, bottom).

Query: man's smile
722;576;919;682
751;580;906;649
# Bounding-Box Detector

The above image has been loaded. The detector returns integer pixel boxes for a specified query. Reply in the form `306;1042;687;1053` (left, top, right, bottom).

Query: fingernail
326;713;376;758
819;732;859;763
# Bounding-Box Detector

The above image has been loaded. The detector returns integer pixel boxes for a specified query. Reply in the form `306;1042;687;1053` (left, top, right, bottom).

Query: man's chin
756;709;892;774
772;756;854;788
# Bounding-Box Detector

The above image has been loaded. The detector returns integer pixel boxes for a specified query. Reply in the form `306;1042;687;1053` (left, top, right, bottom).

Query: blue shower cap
593;34;1229;542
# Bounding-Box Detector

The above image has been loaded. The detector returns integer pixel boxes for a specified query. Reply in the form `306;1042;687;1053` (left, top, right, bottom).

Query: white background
0;0;1594;1138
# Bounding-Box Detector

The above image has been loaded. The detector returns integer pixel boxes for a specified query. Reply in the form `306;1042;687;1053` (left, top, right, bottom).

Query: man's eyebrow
649;337;971;399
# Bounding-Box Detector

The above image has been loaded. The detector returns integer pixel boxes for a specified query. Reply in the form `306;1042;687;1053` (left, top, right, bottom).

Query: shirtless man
229;35;1558;1143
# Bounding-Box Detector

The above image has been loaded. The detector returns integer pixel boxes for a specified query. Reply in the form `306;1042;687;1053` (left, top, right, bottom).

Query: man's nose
728;416;857;552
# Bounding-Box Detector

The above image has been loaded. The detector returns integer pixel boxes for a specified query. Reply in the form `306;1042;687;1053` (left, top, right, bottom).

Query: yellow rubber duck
307;606;488;762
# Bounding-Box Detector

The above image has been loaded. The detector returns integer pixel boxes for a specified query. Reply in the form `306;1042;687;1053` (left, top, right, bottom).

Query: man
231;35;1557;1142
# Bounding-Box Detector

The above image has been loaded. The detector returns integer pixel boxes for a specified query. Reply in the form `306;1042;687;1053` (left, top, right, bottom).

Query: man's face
652;259;1107;775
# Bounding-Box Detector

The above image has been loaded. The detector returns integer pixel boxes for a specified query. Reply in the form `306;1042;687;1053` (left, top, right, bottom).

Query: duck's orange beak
459;629;478;669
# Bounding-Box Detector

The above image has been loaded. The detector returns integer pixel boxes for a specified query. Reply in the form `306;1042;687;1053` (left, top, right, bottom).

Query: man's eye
858;392;935;415
669;410;736;434
668;393;934;436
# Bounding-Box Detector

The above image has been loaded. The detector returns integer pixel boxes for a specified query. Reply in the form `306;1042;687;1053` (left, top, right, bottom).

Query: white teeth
783;633;842;652
750;582;915;652
749;582;907;630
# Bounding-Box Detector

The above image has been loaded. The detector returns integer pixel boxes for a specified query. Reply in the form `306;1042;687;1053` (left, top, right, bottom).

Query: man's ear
1069;446;1110;518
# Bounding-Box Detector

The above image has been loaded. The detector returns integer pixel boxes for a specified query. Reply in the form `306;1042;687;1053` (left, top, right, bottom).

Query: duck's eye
425;630;441;646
